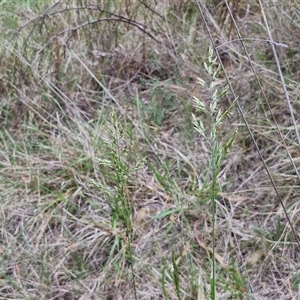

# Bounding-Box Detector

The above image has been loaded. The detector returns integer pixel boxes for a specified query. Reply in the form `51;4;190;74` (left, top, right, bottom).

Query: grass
0;0;300;299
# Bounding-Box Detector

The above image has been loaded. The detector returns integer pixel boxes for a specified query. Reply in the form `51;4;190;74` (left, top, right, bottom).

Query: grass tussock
0;0;300;299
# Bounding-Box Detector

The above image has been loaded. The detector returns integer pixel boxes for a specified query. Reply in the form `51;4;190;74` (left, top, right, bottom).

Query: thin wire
258;0;300;146
194;0;300;250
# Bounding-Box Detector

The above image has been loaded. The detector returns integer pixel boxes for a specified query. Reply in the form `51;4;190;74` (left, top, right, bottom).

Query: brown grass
0;0;300;299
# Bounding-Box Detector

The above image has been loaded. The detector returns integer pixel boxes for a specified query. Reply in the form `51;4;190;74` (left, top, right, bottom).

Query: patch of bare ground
0;0;300;299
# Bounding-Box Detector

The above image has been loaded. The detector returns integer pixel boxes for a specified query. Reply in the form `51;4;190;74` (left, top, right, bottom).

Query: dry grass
0;0;300;299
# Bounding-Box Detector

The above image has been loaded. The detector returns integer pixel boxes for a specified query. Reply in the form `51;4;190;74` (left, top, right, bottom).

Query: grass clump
1;1;300;299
